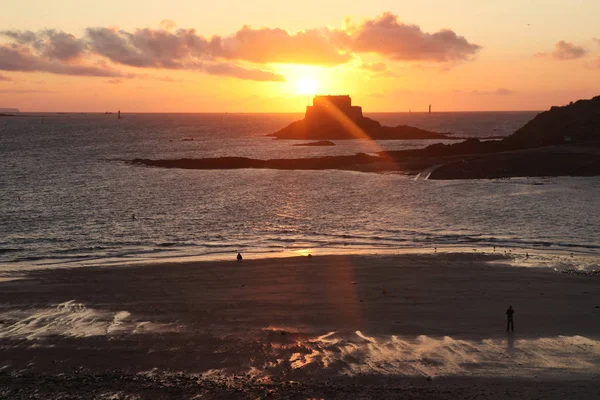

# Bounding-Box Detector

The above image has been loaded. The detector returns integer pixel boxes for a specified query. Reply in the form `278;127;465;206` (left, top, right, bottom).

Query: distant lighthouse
118;110;121;119
429;104;432;114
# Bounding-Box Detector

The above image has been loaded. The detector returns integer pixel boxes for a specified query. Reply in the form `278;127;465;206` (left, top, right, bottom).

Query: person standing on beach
237;253;243;262
506;305;515;332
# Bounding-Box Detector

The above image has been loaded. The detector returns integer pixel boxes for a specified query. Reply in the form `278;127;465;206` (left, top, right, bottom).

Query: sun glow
296;76;318;95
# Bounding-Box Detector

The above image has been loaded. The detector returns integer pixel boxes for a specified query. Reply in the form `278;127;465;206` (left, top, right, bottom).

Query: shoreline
1;252;599;398
2;244;599;276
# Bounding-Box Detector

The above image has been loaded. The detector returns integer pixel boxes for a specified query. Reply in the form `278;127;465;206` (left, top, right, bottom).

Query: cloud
106;79;122;84
551;41;586;60
0;45;127;77
190;62;286;82
0;73;12;82
1;29;87;61
84;28;286;80
340;13;481;62
85;27;206;68
360;62;387;72
0;14;479;83
472;88;514;96
216;26;351;66
593;37;600;46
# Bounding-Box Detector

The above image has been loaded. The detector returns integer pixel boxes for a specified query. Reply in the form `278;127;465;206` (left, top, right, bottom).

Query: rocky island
293;140;336;147
268;95;454;140
130;95;600;179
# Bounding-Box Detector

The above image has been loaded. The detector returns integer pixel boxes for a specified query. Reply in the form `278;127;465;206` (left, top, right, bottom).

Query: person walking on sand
506;305;515;332
237;252;243;262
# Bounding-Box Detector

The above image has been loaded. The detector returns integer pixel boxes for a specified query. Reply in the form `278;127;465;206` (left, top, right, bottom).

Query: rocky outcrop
269;95;454;140
502;96;600;149
270;117;453;140
293;140;336;146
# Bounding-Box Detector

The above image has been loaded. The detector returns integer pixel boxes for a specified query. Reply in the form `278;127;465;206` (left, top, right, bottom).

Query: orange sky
1;0;599;112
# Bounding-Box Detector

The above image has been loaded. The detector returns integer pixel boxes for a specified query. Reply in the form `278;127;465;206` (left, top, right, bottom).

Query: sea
2;111;600;271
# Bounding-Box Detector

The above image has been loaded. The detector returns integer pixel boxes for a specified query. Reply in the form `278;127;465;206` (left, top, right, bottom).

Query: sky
0;0;599;112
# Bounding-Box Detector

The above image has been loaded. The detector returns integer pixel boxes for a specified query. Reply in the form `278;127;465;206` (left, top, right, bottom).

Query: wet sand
1;252;599;398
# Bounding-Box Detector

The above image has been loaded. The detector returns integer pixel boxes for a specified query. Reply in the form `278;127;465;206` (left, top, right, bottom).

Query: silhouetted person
237;253;243;262
506;305;515;332
131;213;136;220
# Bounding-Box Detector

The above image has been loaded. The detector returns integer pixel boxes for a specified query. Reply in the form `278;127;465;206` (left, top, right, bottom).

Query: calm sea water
2;111;600;270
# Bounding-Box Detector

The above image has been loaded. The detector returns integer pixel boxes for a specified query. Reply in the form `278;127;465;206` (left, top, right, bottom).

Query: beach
1;252;599;398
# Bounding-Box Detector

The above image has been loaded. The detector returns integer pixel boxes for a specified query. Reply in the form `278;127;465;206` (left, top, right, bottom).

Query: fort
305;95;363;124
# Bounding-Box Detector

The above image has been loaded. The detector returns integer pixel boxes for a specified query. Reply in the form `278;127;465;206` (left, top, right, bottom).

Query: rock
293;140;336;147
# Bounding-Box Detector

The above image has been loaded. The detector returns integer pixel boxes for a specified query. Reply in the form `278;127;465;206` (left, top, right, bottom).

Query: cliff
0;108;19;113
502;96;600;149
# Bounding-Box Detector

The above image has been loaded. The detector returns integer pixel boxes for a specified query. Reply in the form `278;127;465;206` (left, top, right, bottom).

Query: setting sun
296;77;318;95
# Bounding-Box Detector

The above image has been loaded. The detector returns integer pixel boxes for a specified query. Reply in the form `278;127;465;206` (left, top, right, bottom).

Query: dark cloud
472;88;514;96
551;41;586;60
360;62;387;72
1;29;87;61
42;30;87;61
85;28;158;68
341;13;481;62
0;73;12;82
0;45;126;77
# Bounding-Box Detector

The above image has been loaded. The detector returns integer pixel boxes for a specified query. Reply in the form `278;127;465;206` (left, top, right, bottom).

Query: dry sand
1;252;599;399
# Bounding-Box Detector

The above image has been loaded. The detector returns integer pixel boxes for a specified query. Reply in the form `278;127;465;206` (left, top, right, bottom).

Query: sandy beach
1;252;599;399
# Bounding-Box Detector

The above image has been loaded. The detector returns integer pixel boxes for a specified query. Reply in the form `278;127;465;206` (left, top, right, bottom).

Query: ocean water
2;111;600;270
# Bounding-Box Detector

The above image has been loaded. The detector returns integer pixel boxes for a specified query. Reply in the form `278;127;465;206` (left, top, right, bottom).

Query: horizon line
5;109;544;114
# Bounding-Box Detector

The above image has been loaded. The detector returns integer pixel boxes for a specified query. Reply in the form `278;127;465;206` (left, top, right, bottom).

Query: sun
296;76;318;95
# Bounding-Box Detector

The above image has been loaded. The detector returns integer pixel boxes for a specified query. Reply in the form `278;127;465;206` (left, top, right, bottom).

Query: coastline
3;243;599;276
1;252;599;398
